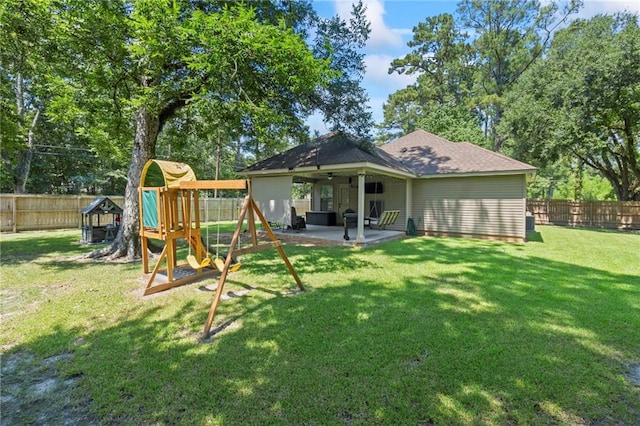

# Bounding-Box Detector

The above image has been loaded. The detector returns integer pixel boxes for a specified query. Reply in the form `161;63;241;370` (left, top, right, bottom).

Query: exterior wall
367;178;406;231
411;174;527;242
250;176;293;225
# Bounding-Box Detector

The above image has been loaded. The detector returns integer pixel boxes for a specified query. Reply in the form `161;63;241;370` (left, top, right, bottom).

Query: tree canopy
1;0;372;259
502;13;640;201
380;0;581;150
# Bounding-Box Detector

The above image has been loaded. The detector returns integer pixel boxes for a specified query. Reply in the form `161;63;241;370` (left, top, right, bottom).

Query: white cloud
580;0;640;17
364;54;417;91
334;0;405;49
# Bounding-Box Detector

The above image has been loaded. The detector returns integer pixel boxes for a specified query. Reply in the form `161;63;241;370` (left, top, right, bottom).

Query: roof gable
379;129;536;176
81;197;123;215
245;131;410;173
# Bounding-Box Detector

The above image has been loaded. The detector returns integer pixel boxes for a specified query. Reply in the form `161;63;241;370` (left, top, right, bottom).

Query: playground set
138;159;304;336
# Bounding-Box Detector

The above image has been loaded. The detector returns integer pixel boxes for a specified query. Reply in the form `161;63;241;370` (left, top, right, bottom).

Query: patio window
320;185;333;211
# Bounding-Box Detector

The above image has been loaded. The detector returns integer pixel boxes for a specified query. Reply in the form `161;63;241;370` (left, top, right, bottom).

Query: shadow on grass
0;233;93;265
525;231;544;242
3;236;640;424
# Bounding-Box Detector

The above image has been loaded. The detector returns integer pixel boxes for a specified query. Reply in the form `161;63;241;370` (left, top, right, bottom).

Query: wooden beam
179;180;248;190
203;196;250;336
143;268;219;295
233;241;281;256
201;193;305;338
250;198;304;290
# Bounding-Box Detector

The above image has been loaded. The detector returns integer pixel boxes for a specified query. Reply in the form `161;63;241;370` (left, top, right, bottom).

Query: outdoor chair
369;210;400;230
289;206;306;231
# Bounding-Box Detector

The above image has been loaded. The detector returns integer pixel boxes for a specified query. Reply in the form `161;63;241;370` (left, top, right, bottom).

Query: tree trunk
492;107;504;152
13;73;39;194
89;108;159;260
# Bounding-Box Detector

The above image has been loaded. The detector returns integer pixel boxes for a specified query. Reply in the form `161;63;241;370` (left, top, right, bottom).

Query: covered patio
246;131;413;245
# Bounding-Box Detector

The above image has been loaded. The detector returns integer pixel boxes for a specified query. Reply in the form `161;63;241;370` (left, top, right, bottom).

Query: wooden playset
138;159;304;336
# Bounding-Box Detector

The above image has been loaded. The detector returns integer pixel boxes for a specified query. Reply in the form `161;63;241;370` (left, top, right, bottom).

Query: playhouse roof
141;159;197;188
81;197;123;215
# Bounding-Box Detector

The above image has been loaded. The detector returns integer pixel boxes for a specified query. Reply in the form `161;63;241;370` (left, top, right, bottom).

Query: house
244;129;536;243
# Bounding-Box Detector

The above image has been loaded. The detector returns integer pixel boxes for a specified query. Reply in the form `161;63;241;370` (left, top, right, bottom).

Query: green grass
1;226;639;424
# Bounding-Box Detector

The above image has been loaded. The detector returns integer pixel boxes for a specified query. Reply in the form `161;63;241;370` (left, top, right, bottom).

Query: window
320;185;333;211
369;200;383;218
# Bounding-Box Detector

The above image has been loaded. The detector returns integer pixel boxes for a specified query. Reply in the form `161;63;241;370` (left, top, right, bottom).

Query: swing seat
369;210;401;229
212;257;242;273
187;254;212;270
213;257;225;272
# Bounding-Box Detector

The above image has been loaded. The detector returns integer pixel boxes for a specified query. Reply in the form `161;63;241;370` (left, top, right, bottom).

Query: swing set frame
138;160;304;336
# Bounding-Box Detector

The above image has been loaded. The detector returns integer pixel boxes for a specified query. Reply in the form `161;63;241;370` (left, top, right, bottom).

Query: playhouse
80;196;122;244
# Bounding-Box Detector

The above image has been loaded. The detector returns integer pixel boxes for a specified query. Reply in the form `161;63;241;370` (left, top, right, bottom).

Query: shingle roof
245;129;536;177
81;197;123;215
379;129;536;176
244;131;411;173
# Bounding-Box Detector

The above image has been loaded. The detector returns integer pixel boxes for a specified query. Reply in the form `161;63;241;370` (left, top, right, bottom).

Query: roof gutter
418;169;537;180
244;161;416;179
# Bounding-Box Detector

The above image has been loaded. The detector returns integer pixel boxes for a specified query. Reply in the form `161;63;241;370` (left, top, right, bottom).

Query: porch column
356;171;365;243
406;178;413;228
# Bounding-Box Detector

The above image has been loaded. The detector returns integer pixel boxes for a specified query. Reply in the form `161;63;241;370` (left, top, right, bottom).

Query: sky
307;0;640;134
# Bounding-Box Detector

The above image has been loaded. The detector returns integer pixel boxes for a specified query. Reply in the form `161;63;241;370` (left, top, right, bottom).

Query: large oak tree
48;0;333;259
3;1;373;259
502;13;640;201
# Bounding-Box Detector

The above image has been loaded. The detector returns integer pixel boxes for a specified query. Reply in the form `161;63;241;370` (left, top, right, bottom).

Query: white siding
412;175;526;241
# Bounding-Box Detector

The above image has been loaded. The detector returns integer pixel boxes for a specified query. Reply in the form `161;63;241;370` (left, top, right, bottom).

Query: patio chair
289;206;306;231
369;210;400;230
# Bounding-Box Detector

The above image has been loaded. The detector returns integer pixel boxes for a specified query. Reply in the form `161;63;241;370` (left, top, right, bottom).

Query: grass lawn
1;225;639;424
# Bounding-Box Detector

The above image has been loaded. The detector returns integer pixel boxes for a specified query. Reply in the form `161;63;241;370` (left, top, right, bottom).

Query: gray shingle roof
379;129;536;176
245;131;411;173
245;129;535;177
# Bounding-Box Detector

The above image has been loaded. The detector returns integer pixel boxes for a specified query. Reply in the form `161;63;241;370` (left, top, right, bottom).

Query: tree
379;13;473;143
311;1;373;139
457;0;580;151
502;13;640;201
380;0;581;149
417;104;488;146
389;13;472;106
0;0;49;193
40;1;333;259
1;0;133;195
3;1;372;260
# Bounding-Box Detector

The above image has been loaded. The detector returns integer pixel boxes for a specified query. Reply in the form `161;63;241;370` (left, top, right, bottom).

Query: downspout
406;178;413;232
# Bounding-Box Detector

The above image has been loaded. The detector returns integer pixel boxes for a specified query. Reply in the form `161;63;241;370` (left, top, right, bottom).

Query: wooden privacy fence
0;194;311;233
0;195;125;233
527;199;640;230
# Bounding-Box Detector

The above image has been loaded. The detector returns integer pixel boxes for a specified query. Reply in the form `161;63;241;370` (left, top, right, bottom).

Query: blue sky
307;0;640;133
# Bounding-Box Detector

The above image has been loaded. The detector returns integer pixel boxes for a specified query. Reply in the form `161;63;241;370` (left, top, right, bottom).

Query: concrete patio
270;224;406;247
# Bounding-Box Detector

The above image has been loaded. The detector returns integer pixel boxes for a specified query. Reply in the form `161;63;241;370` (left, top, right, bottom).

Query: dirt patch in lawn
1;350;98;425
627;364;640;386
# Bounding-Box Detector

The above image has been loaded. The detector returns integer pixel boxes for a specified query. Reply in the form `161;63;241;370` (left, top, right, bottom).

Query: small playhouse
81;197;122;244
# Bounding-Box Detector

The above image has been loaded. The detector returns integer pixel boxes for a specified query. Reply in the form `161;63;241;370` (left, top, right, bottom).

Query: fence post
12;194;17;233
